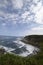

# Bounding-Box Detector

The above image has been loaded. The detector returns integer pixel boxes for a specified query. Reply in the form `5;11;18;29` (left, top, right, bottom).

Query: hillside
22;35;43;47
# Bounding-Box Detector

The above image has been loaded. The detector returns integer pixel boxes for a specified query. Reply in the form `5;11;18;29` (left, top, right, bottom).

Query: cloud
2;23;6;26
11;0;23;9
31;0;43;24
0;0;39;25
0;0;8;8
32;26;43;30
0;0;23;9
21;11;30;19
0;0;43;36
0;10;19;24
20;10;34;24
33;0;40;4
22;25;43;36
0;10;34;25
35;6;43;24
28;26;43;35
0;0;43;25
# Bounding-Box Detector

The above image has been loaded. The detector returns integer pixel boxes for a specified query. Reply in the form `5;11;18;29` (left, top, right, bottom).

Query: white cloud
0;0;43;36
21;11;30;19
31;0;43;24
20;11;34;24
22;26;43;36
32;1;42;13
0;10;19;24
33;0;40;4
0;0;8;8
2;23;6;26
32;26;43;30
35;6;43;24
12;0;23;9
0;9;34;24
0;0;23;9
27;26;43;35
0;0;43;25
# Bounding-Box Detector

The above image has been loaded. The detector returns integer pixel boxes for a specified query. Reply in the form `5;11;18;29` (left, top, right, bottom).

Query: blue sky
0;0;43;36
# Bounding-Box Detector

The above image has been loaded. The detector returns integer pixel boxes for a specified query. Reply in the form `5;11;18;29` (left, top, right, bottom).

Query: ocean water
0;36;39;57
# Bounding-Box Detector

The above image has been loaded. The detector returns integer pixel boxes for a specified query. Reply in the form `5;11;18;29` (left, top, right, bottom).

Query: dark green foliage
23;35;43;47
0;53;43;65
25;35;43;43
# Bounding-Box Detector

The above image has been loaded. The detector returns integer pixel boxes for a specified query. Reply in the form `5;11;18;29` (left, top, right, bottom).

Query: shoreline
0;39;39;57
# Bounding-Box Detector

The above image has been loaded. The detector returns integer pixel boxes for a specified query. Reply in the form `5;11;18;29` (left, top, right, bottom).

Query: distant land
22;35;43;47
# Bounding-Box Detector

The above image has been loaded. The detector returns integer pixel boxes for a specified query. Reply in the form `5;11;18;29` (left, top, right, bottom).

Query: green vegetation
0;53;43;65
23;35;43;48
0;35;43;65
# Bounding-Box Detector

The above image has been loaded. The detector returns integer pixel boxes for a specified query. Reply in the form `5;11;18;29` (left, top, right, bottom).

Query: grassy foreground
0;35;43;65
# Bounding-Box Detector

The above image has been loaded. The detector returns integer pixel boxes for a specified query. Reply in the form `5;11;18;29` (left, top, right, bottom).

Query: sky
0;0;43;36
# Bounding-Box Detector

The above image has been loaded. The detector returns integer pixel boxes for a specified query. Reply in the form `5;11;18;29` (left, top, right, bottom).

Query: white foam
0;39;39;57
12;40;39;57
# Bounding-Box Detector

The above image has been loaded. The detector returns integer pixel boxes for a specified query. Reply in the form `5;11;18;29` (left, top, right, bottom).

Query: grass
0;53;43;65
